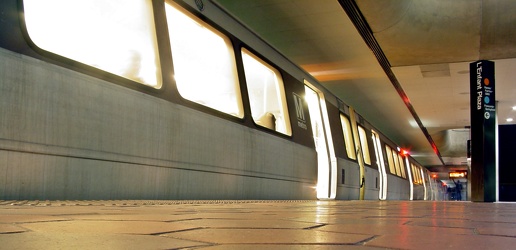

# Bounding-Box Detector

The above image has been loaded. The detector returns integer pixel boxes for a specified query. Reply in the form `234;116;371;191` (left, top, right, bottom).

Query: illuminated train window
411;164;420;184
357;126;371;165
340;114;356;160
392;150;402;177
417;166;422;184
23;0;162;88
398;154;406;178
166;2;244;118
241;48;291;135
385;146;396;175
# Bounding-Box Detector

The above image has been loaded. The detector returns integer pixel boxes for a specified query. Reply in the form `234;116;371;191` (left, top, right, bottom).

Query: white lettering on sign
476;62;483;110
293;93;307;130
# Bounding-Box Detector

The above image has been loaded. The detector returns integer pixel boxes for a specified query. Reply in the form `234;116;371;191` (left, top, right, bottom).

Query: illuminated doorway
304;83;336;199
372;130;387;200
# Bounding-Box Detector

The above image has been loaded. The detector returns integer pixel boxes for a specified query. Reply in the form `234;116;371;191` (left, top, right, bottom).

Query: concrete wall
0;48;317;200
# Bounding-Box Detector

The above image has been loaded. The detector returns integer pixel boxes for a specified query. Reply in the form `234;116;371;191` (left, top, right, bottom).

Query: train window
411;164;420;184
340;115;356;160
357;126;371;165
392;150;402;177
385;146;396;174
416;166;421;184
398;154;406;178
166;2;244;118
418;167;423;184
23;0;162;88
411;164;416;183
241;48;291;135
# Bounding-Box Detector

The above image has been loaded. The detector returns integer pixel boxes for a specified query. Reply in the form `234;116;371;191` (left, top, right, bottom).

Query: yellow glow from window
357;126;371;165
23;0;162;88
398;154;406;178
392;151;402;177
242;48;291;135
340;115;356;160
166;2;243;118
385;146;396;174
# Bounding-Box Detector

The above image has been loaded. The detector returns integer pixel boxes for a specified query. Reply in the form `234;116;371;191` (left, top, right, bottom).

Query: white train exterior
0;0;435;200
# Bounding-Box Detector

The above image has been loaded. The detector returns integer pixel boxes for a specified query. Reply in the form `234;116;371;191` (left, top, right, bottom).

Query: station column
469;60;496;202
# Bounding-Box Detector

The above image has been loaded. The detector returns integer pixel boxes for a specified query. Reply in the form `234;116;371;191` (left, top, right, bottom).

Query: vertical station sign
469;60;496;202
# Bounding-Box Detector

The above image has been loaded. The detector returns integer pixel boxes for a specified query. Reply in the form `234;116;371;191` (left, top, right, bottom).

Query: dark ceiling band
337;0;445;166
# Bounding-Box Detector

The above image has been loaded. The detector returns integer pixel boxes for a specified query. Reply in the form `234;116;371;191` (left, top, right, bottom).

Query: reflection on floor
1;200;516;249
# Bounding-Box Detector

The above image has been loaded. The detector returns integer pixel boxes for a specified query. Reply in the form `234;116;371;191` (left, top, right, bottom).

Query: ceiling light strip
337;0;445;166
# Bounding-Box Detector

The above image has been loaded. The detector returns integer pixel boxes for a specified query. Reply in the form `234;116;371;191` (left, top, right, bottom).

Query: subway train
0;0;437;201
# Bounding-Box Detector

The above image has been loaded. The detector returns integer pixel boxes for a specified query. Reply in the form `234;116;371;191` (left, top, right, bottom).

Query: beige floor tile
477;226;516;237
198;244;388;250
366;233;516;250
181;218;321;229
63;213;197;222
0;232;209;250
20;220;198;235
0;214;68;223
318;223;474;236
2;200;516;249
0;224;26;234
165;228;373;244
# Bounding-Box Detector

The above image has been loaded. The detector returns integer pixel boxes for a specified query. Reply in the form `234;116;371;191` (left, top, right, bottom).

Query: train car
0;0;432;201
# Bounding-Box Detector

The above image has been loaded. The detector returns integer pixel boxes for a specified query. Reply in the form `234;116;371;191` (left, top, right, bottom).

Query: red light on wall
400;149;409;156
431;173;438;179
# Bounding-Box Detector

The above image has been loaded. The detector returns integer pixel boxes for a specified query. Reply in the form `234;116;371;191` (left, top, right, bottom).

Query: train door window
340;114;356;160
392;150;401;176
357;126;371;165
372;130;387;200
305;84;337;199
165;2;244;118
411;164;416;183
385;146;396;174
241;48;291;135
23;0;162;88
415;167;421;184
412;164;420;184
398;154;406;178
418;167;423;184
416;166;421;184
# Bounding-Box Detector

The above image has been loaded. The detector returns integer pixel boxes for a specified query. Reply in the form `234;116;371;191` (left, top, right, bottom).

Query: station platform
1;200;516;249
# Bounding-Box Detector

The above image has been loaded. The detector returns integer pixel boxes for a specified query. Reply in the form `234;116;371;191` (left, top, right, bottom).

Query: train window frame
416;165;421;184
392;150;402;177
411;164;420;184
385;146;396;175
340;114;357;160
398;154;407;178
357;126;371;165
22;0;163;88
241;48;292;136
165;1;244;118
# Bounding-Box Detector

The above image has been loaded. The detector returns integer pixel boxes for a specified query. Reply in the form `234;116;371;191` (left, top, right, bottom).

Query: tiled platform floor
1;200;516;249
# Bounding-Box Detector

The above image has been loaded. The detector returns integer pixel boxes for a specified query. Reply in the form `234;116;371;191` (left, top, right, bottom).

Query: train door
406;161;414;200
349;107;366;200
421;169;428;200
372;130;387;200
304;83;337;199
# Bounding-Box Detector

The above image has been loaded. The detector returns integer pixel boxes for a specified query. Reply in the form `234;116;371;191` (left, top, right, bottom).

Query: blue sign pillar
469;60;496;202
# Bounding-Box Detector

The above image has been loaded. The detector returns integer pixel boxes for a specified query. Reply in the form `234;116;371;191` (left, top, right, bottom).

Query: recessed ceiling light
508;118;514;122
513;106;516;111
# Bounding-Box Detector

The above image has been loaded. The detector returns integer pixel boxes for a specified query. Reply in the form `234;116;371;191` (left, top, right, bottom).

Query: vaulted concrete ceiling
213;0;516;169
